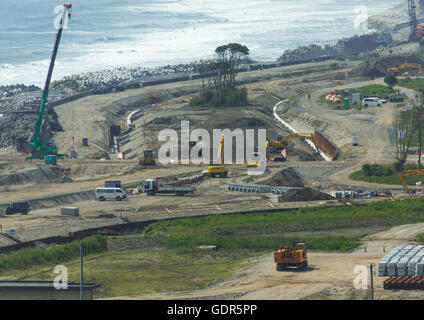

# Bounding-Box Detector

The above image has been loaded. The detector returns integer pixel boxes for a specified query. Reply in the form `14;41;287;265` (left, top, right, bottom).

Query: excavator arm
280;133;317;146
208;136;227;177
399;169;424;193
387;63;424;76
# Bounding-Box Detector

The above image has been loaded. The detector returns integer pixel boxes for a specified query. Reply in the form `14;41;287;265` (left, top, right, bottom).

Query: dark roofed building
0;281;100;300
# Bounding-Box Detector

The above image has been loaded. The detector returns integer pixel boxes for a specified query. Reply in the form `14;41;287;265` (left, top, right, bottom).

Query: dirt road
107;223;424;300
278;78;419;190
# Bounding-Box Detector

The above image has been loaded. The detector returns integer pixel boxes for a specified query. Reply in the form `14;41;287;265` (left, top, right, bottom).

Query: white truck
144;178;195;196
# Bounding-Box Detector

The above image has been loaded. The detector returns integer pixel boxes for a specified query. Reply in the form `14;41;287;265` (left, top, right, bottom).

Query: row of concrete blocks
227;184;300;194
378;245;424;277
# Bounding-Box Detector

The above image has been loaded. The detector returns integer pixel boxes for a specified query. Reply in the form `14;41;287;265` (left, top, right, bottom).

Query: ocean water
0;0;401;86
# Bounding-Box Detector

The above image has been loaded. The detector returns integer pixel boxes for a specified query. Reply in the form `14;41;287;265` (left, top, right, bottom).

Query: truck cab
6;202;29;215
144;179;157;195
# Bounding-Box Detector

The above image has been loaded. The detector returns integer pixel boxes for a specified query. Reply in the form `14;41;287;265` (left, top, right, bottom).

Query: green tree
209;43;250;90
384;74;398;90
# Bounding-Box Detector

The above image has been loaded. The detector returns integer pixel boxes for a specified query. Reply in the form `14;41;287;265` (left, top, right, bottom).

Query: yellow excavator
208;136;228;178
139;149;156;165
399;169;424;194
274;242;308;271
387;63;424;76
266;133;317;161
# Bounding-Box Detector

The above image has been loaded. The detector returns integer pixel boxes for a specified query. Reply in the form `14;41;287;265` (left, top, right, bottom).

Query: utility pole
369;264;374;300
80;241;84;300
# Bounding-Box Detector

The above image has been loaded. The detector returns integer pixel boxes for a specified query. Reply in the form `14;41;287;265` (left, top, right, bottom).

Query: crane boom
28;4;72;159
399;169;424;193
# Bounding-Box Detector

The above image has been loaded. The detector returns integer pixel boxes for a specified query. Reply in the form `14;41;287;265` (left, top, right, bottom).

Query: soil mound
281;188;334;202
352;54;424;78
261;168;304;187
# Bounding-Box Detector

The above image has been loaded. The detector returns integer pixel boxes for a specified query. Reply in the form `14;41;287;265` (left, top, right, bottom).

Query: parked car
5;201;29;215
362;97;385;107
95;187;127;201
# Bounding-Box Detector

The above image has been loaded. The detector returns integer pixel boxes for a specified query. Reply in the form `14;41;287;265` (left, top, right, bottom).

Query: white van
362;97;385;107
95;187;127;201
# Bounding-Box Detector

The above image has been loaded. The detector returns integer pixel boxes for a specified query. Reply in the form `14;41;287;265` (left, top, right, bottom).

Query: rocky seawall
278;32;393;62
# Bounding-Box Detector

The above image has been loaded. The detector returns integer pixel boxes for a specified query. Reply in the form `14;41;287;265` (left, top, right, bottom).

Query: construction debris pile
280;188;334;202
378;245;424;277
0;111;62;149
324;92;342;103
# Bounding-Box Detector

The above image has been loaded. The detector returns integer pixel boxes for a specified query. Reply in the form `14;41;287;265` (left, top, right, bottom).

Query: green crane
28;4;72;159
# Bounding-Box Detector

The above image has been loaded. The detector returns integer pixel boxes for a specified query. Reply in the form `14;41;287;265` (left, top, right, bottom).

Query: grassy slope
349;171;424;186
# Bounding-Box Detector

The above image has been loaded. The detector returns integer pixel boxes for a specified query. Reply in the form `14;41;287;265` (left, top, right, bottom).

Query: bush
361;163;393;177
0;235;107;272
362;164;372;176
190;88;248;108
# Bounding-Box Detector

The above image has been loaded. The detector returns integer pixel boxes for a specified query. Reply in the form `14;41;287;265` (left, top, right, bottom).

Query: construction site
3;1;424;300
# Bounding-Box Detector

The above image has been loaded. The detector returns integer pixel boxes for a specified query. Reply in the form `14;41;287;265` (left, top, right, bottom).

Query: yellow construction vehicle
139;149;156;165
246;152;261;167
399;169;424;193
267;133;317;150
274;241;308;271
208;136;228;178
266;133;317;161
387;63;424;76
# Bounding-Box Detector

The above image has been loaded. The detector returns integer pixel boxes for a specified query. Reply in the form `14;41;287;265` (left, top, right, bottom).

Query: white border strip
127;108;142;128
273;100;332;162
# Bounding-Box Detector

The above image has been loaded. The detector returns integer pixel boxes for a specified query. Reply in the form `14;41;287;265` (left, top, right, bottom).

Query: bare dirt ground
277;78;420;190
2;55;424;300
108;223;424;301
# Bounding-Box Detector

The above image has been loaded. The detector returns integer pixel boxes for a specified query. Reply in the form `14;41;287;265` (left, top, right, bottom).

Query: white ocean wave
0;0;402;86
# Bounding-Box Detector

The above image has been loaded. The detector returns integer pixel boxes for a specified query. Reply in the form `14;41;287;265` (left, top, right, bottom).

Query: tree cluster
207;43;250;91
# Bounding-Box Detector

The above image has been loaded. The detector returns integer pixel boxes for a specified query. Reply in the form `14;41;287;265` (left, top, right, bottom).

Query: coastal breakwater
279;32;392;62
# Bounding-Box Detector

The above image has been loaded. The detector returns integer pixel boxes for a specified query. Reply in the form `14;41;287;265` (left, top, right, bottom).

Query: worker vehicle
96;187;127;201
389;91;405;103
139;149;156;165
266;133;318;161
105;181;121;188
208;136;228;177
399;169;424;194
268;133;318;150
144;177;194;196
274;242;308;271
5;202;30;215
246;152;261;167
387;63;424;76
362;97;385;107
27;4;72;159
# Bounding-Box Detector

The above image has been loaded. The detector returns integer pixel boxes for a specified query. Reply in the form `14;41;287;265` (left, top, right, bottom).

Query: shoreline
0;1;409;109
